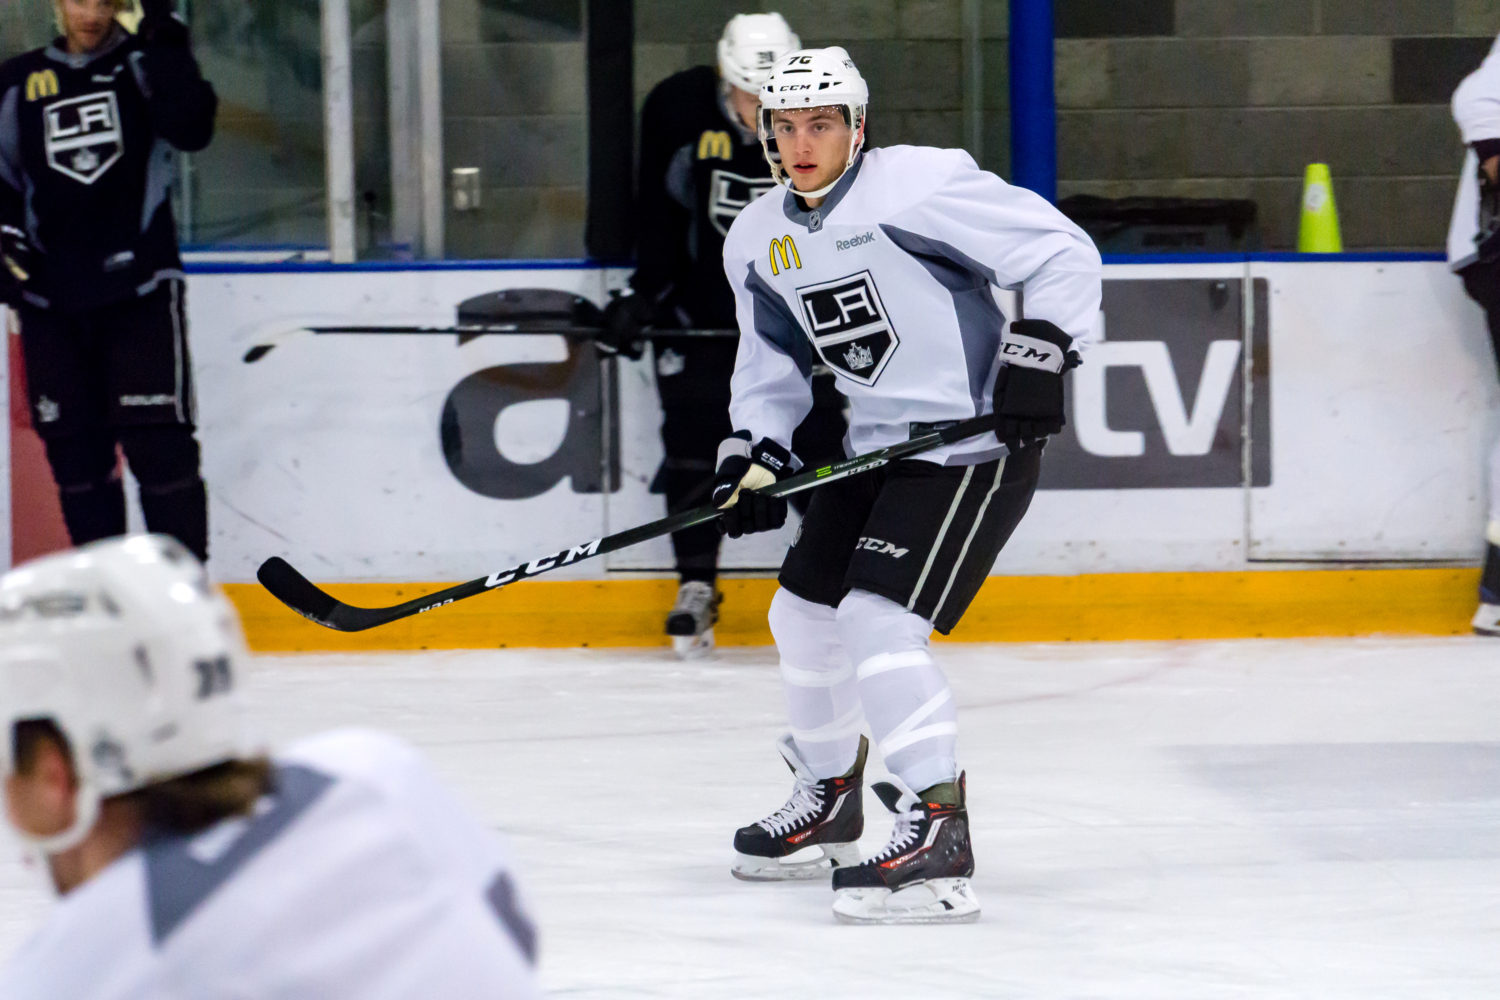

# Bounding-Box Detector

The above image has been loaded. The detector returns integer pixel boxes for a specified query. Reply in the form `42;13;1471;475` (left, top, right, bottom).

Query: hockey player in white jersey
0;535;539;998
1447;34;1500;637
713;47;1101;923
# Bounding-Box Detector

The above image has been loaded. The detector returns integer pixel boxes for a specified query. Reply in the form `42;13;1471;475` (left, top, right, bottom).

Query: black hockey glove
712;432;797;538
596;291;656;360
138;0;190;47
993;319;1080;450
1;224;34;304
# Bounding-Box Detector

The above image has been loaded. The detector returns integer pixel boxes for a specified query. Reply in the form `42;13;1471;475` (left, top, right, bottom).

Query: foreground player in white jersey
0;535;538;998
712;47;1101;923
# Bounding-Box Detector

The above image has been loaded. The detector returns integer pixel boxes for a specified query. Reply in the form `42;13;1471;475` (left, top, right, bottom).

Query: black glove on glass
994;319;1080;450
712;432;797;538
139;0;190;47
597;291;656;360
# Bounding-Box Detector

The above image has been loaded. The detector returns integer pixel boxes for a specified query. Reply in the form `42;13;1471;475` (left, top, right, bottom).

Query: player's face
61;0;117;54
770;108;855;194
726;85;760;132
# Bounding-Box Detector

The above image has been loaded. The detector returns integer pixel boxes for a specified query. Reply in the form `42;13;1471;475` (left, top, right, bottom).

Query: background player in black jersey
0;0;215;562
599;12;847;658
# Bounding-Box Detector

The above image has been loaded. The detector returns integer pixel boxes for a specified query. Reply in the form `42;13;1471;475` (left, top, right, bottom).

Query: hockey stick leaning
257;413;1000;633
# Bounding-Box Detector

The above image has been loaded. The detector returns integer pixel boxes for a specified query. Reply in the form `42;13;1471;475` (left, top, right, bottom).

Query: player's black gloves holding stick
712;432;797;537
993;319;1081;450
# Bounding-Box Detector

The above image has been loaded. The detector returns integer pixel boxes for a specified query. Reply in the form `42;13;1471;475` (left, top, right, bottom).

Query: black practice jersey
632;65;777;328
0;26;215;312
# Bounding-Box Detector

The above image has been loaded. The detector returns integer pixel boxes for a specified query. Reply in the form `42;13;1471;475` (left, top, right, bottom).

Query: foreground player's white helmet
0;535;256;853
717;12;801;94
758;47;869;199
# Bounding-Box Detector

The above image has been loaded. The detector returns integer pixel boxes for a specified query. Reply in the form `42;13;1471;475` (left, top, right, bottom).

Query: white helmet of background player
0;535;256;854
758;46;869;199
717;12;801;94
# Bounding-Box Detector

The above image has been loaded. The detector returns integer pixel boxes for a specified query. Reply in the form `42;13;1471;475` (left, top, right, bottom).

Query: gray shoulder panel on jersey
0;85;20;192
128;49;152;99
140;136;175;234
880;222;1007;413
664;144;693;210
143;762;334;946
484;872;538;965
743;259;814;377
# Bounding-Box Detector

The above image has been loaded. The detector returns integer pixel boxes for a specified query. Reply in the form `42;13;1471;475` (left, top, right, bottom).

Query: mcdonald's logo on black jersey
25;70;58;102
697;130;732;161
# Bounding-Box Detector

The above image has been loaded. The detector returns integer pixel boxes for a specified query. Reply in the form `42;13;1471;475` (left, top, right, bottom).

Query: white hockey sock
836;589;958;794
768;588;862;779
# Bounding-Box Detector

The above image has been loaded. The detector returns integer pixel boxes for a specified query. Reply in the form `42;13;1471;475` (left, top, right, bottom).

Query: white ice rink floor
1;636;1496;998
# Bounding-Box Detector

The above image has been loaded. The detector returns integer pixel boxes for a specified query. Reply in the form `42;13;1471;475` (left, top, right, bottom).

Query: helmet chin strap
18;780;101;857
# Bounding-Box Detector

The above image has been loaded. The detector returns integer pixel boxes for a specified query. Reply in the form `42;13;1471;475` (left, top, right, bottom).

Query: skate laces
757;780;824;836
869;807;923;864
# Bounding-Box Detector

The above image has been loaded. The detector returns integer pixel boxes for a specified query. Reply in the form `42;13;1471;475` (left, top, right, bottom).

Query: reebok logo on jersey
836;232;875;251
857;536;909;558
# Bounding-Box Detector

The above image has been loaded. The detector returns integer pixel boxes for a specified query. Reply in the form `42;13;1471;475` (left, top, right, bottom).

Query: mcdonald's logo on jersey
26;70;59;102
769;235;801;275
697;130;732;161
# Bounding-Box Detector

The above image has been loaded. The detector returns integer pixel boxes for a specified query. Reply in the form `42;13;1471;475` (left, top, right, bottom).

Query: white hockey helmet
0;535;257;854
717;12;801;94
757;47;869;198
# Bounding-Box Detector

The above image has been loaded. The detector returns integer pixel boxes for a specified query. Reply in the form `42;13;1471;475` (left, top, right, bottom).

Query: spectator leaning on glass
598;12;848;658
0;0;214;562
1447;35;1500;637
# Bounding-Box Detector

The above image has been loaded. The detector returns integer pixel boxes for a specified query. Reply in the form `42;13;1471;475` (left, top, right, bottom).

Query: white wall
5;260;1496;580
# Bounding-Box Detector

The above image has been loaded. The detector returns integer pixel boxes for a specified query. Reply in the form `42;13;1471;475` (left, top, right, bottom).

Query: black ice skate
666;581;721;659
731;734;866;881
1474;541;1500;637
831;773;979;924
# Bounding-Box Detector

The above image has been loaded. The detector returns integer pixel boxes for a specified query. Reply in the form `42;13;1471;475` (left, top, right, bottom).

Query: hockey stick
257;413;999;632
240;286;734;363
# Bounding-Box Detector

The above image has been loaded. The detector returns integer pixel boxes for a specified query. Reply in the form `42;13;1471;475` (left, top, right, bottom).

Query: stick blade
256;557;373;632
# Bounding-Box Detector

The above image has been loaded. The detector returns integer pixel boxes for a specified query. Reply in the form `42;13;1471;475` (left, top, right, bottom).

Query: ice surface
1;636;1496;998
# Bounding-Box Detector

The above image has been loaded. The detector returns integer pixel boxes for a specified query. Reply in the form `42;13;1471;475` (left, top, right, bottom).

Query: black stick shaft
257;414;998;632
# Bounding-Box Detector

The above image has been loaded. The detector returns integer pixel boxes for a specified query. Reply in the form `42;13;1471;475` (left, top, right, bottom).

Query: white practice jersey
723;144;1101;465
1448;34;1500;270
0;729;538;1000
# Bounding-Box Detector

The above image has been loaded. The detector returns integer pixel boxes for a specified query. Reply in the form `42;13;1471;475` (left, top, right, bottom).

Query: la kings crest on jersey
44;91;122;184
795;269;898;385
709;168;777;236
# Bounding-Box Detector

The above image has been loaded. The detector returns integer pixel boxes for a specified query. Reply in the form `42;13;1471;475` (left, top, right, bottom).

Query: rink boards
4;255;1494;648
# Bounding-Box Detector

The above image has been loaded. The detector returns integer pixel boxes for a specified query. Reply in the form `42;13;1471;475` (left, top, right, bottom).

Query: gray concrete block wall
1055;0;1500;249
626;0;1493;251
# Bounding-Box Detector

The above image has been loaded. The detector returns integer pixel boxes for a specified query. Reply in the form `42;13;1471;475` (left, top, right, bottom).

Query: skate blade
832;878;980;924
731;844;861;882
672;629;715;660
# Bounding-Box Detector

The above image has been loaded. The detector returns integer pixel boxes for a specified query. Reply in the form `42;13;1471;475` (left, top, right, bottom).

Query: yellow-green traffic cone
1297;163;1343;252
